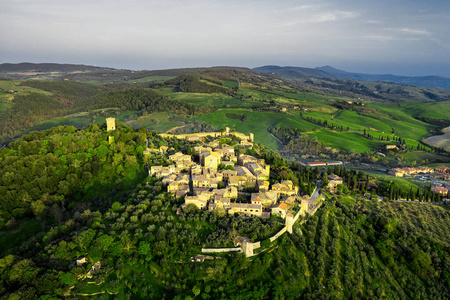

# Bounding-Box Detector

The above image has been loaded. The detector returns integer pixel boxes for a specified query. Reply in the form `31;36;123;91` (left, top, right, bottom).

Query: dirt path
166;125;187;133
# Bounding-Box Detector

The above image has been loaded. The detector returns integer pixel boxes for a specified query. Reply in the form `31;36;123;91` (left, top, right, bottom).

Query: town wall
269;227;287;242
201;247;242;253
160;132;250;141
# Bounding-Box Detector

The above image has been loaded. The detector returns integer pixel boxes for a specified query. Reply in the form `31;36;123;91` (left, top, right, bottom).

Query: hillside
1;64;449;168
255;65;450;90
317;65;450;90
0;125;449;299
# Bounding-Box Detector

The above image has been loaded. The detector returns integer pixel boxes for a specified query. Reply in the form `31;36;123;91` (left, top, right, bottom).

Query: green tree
138;241;153;261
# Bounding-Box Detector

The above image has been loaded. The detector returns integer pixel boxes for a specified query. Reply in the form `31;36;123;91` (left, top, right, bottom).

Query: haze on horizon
1;0;450;77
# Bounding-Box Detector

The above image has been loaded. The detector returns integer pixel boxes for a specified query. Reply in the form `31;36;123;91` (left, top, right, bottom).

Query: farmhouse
328;174;343;192
431;186;448;196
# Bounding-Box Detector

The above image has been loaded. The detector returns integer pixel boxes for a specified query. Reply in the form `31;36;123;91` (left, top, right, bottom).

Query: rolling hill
255;65;450;90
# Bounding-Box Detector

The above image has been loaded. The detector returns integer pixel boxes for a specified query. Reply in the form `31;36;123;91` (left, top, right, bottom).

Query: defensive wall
160;131;251;141
201;247;242;253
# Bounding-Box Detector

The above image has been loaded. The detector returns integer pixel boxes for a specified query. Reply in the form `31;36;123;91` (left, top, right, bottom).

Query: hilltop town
145;126;307;221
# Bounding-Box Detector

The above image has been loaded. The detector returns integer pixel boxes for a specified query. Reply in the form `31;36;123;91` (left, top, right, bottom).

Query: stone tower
242;240;254;257
286;213;294;234
225;127;230;136
106;118;116;131
300;199;309;217
249;132;254;142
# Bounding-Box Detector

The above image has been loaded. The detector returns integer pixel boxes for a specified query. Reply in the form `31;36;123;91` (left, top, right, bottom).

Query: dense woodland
0;80;216;143
165;74;233;94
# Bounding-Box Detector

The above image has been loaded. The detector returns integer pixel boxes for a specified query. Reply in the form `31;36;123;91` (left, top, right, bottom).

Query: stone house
328;174;343;192
237;154;258;166
228;203;262;217
257;180;270;192
251;192;278;208
246;163;270;181
431;186;448;196
271;180;298;197
185;196;208;210
271;202;288;219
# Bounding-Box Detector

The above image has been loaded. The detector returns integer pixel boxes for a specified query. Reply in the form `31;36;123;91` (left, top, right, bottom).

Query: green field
125;112;185;132
371;103;435;140
223;80;239;88
0;80;53;96
0;80;53;111
192;109;322;150
307;129;385;153
399;101;450;119
131;75;176;83
333;110;392;133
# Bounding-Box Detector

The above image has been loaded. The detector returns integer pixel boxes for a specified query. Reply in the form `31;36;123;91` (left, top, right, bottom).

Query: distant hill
0;62;111;72
254;65;450;90
316;65;450;90
253;65;333;79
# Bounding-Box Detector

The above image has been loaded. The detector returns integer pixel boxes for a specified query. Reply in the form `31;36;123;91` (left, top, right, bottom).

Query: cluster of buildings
388;167;434;177
304;161;343;167
148;144;301;219
435;165;450;180
160;127;255;148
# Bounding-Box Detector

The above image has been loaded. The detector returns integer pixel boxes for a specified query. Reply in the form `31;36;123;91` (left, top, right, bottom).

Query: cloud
1;0;450;76
397;27;431;35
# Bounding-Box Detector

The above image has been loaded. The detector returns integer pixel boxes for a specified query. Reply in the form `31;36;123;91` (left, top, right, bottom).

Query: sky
1;0;450;77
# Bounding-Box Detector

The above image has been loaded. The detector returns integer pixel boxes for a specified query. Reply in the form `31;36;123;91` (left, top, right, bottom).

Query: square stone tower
106;118;116;131
249;133;254;142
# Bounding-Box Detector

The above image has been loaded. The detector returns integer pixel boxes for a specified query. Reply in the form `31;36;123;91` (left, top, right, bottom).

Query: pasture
306;130;385;153
192;109;322;150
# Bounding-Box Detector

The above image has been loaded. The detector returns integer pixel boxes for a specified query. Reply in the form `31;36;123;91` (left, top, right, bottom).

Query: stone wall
160;132;250;141
201;247;242;253
269;227;287;242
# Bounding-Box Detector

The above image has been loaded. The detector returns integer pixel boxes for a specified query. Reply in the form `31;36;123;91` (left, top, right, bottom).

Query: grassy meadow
306;130;386;153
192;109;322;150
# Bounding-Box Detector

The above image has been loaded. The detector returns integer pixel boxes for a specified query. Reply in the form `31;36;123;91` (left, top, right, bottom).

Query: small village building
251;192;278;208
386;145;398;150
431;186;448;196
388;167;434;177
185;196;208;210
281;195;296;207
212;186;238;199
251;196;262;205
234;236;251;247
271;180;298;197
191;164;202;175
76;257;87;266
271;202;288;219
237;154;258;166
240;140;254;147
192;255;206;262
328;174;343;192
228;203;262;217
159;145;168;154
257;180;270;192
436;165;449;173
246;163;270;181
